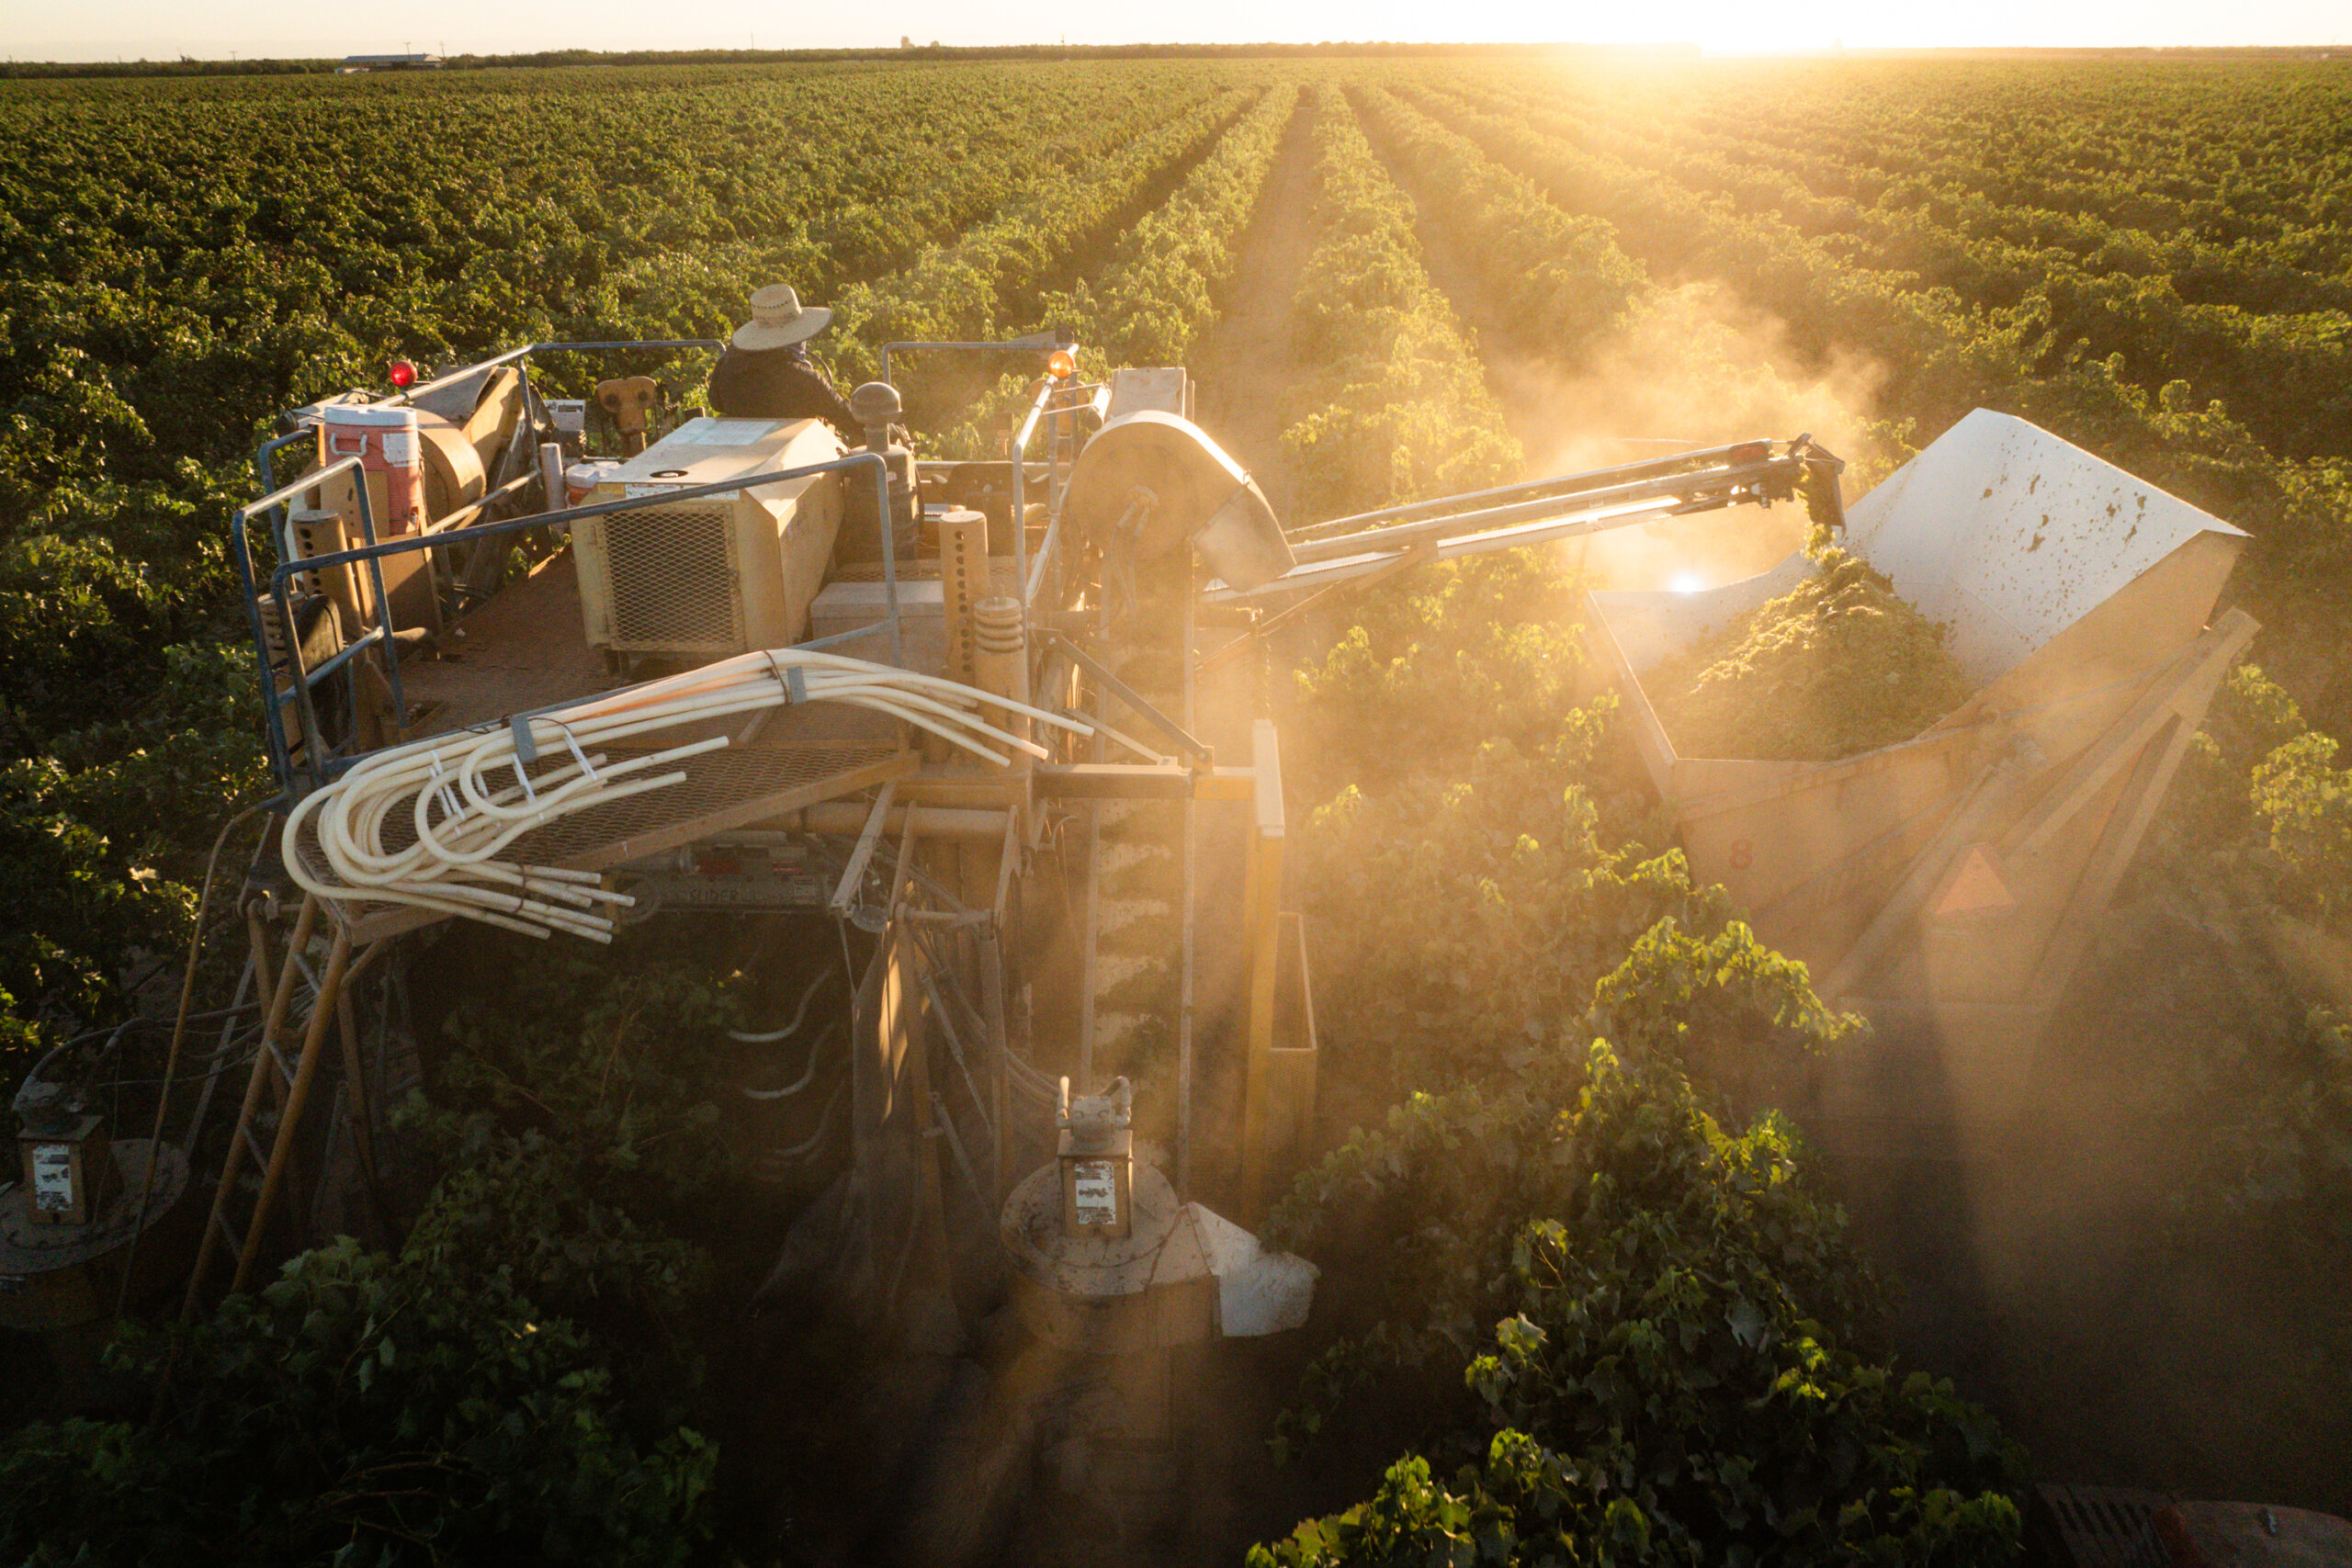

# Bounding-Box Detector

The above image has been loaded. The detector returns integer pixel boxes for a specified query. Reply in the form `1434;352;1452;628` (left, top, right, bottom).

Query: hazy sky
4;0;2342;62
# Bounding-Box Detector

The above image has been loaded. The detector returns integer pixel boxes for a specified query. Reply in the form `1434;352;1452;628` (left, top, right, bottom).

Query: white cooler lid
319;403;418;429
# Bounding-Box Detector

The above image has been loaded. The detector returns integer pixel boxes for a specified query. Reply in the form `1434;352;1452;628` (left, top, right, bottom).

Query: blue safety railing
386;339;726;410
234;443;898;801
232;338;738;801
232;333;1111;805
231;455;403;796
878;329;1075;390
1012;377;1108;610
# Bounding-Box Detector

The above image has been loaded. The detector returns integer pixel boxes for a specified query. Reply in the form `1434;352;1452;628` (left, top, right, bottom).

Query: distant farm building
339;53;443;73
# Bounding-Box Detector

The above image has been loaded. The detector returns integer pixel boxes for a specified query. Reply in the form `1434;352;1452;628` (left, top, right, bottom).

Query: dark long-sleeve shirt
707;344;860;441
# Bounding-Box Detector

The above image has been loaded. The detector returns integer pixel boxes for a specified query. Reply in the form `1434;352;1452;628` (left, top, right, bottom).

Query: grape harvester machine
0;333;1822;1325
3;331;2248;1523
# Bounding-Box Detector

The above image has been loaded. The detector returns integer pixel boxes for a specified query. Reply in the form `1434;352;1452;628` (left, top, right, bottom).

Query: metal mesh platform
398;554;1017;738
293;740;912;942
395;553;615;739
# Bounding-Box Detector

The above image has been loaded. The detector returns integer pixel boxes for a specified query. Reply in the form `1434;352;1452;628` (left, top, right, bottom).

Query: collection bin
1583;411;2256;1130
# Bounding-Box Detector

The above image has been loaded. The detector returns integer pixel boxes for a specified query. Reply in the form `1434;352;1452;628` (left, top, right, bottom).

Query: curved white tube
284;649;1093;940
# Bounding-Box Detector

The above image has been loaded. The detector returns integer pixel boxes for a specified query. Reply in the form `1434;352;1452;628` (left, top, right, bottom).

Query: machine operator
707;283;861;442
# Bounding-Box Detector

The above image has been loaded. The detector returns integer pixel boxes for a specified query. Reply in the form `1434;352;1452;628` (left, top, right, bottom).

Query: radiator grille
601;504;741;651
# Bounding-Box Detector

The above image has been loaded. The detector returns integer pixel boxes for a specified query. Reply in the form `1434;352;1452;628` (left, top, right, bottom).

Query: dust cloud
1487;283;1897;592
1505;281;1893;476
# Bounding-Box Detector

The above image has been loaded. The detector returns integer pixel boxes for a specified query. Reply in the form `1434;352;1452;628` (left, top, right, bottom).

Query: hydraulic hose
739;1021;837;1101
729;967;834;1044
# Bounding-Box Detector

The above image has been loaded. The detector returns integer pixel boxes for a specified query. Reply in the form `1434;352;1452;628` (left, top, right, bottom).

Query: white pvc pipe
283;649;1093;940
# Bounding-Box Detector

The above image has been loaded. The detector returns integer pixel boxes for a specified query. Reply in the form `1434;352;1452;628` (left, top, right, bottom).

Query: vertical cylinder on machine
970;594;1031;728
971;593;1033;827
842;381;917;568
936;507;990;686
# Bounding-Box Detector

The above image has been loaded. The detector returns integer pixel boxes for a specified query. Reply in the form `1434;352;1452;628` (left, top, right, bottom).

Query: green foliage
1258;1043;2017;1567
400;1134;712;1367
1281;85;1521;520
0;953;753;1563
1401;62;2352;626
1351;83;1646;360
1298;739;1770;1090
2162;1003;2352;1233
40;641;268;858
0;1239;714;1567
1258;1393;2016;1568
2251;730;2352;926
913;79;1304;457
1267;940;1859;1364
1040;81;1301;368
2087;660;2352;1236
1645;548;1975;761
0;527;262;1062
2056;850;2352;1238
421;955;743;1201
1291;550;1588;795
2165;661;2306;857
1287;522;1701;1093
830;79;1261;390
396;954;747;1391
0;637;264;1063
1420;58;2352;468
0;534;200;728
0;757;175;1057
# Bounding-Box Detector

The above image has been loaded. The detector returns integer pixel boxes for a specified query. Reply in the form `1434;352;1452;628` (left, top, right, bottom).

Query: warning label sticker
1071;1160;1118;1227
30;1145;74;1213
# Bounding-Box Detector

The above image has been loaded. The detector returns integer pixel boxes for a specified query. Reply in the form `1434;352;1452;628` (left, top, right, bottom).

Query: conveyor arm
1207;436;1842;601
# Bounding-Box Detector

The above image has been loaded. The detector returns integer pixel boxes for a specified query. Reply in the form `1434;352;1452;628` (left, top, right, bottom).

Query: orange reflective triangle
1933;845;2015;917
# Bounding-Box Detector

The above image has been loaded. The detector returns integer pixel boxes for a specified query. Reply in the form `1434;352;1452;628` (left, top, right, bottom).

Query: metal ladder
180;893;373;1315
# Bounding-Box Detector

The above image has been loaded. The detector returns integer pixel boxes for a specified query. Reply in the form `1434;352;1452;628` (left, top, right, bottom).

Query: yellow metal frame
1238;719;1295;1212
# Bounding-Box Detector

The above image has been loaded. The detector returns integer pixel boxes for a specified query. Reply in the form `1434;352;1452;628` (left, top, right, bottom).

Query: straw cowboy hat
731;284;833;350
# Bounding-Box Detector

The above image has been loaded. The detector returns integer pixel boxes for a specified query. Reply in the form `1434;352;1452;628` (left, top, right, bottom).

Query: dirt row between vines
1188;95;1319;523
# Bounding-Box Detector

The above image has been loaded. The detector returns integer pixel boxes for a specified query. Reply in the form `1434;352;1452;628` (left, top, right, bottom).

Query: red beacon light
387;359;418;389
